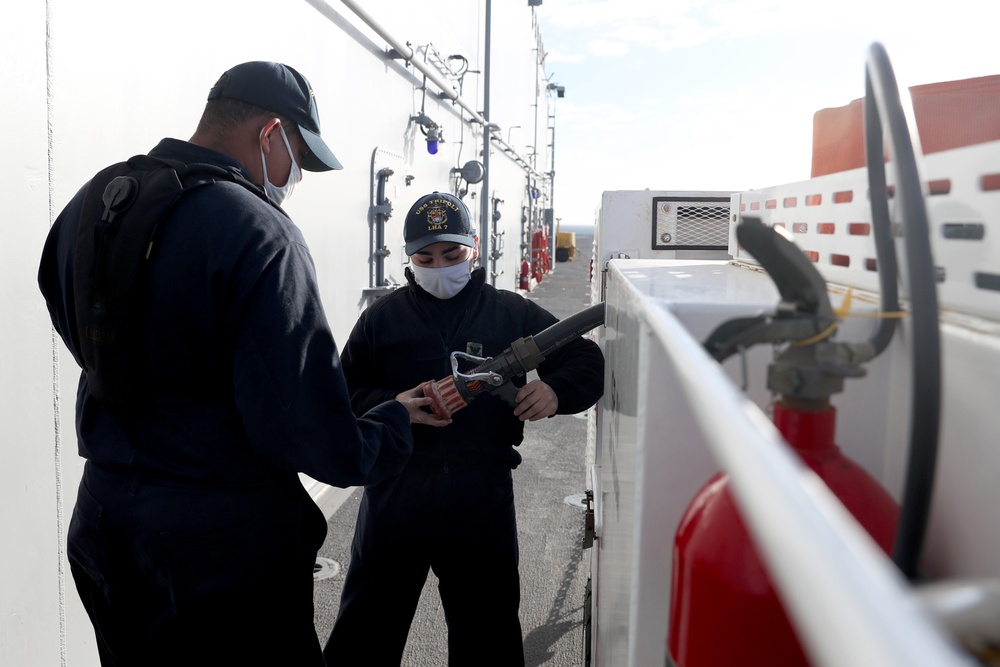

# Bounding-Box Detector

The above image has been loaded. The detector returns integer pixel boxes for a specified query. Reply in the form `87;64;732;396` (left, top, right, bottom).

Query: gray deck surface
313;236;596;666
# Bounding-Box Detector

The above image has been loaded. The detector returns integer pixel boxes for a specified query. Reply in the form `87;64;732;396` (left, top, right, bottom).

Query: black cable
865;41;943;581
863;71;901;356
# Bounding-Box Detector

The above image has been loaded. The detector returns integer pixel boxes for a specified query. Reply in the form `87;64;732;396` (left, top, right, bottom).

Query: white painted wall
4;3;83;663
4;1;554;664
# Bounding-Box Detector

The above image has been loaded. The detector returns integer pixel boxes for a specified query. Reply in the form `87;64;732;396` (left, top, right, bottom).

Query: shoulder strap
73;154;265;409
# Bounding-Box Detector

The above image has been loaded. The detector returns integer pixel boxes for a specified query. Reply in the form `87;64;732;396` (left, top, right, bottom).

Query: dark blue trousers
68;462;328;667
324;465;523;666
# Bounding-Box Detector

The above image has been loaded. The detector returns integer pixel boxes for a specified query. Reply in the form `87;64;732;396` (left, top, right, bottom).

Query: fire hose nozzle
450;351;504;387
422;350;498;419
423;347;522;419
423;375;467;420
422;302;606;420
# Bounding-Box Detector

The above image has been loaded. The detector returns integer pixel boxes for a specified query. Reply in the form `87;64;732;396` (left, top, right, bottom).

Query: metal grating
652;197;730;249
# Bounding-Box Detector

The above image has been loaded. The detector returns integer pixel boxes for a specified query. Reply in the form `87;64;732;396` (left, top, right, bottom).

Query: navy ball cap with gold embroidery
403;192;476;255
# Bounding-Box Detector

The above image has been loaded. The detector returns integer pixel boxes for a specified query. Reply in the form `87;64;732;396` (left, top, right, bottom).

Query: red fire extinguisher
668;401;899;666
519;259;531;291
669;217;905;666
531;229;549;283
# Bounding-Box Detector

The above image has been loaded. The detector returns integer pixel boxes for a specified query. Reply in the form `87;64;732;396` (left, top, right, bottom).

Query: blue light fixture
410;114;443;156
426;126;442;154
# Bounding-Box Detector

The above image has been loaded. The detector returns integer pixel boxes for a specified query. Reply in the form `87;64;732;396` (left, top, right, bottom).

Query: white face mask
259;125;302;206
411;261;471;299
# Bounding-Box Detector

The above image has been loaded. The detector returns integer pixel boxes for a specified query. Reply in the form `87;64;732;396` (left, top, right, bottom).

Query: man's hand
396;382;451;427
513;379;558;422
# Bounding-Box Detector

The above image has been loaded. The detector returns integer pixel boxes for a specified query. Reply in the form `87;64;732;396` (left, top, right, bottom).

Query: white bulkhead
4;1;556;664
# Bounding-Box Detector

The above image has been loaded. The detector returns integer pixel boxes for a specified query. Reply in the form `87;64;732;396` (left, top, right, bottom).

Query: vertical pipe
549;107;556;267
480;0;492;282
374;168;392;288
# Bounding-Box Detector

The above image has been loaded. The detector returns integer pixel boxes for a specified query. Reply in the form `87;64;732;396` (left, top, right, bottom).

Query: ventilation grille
653;197;730;249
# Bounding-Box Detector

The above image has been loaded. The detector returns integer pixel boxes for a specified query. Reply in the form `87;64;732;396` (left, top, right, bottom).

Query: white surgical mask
411;262;471;299
260;125;301;206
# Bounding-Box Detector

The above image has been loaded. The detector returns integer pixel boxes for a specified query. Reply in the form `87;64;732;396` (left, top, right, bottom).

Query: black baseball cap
404;192;476;255
208;61;343;172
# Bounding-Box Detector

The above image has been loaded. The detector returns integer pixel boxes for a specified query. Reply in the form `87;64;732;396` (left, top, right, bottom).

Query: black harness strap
73;155;265;409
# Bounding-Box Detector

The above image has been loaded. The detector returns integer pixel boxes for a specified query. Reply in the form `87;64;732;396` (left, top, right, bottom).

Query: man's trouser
68;462;328;667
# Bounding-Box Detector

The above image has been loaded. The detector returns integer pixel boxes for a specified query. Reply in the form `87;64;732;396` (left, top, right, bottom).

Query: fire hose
423;302;606;419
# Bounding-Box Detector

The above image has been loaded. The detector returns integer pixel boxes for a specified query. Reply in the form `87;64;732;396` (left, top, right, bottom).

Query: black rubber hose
533;302;606;357
863;73;901;356
865;42;943;581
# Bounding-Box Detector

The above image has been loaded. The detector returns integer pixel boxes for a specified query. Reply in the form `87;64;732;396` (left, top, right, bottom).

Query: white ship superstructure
5;2;557;664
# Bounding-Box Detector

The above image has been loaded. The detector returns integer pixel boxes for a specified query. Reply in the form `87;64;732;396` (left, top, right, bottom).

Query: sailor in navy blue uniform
38;62;444;667
324;192;605;666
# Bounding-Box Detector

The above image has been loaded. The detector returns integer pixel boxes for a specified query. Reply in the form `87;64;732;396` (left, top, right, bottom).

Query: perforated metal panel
731;140;1000;323
652;196;731;250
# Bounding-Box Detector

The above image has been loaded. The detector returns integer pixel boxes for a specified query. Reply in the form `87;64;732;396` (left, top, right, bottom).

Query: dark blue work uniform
324;268;604;666
38;138;413;666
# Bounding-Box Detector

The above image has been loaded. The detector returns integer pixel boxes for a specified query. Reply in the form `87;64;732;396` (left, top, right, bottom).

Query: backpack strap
73;154;266;409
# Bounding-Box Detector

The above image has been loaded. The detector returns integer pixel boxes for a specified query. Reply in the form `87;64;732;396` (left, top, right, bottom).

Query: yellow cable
791;288;908;346
792;321;839;346
833;288;854;320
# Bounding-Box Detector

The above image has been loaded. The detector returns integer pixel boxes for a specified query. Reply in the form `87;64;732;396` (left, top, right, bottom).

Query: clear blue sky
535;0;1000;228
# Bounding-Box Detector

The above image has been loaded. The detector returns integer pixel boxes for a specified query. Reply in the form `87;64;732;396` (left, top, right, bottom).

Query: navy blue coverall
38;138;413;667
324;268;604;666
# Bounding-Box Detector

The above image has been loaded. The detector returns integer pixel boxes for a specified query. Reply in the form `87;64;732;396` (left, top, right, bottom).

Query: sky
534;0;1000;229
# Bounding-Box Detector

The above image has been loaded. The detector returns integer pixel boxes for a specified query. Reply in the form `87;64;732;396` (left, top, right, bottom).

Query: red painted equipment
531;228;550;283
668;217;908;666
668;401;899;666
520;259;531;291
